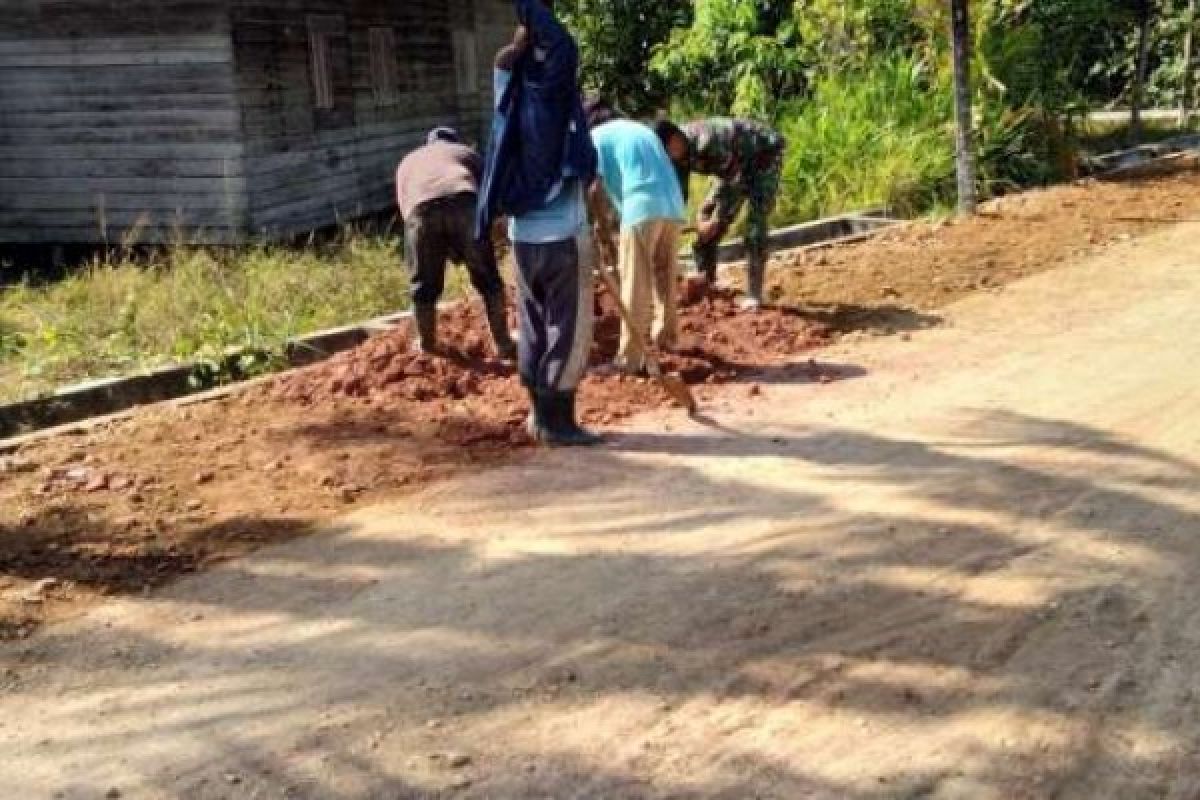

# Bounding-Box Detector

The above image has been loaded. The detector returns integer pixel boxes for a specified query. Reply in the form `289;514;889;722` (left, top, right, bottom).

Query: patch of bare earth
771;172;1200;333
3;172;1199;638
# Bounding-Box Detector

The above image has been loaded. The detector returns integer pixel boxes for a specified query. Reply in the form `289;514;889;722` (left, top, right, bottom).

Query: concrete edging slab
0;310;414;440
683;210;899;267
1088;133;1200;178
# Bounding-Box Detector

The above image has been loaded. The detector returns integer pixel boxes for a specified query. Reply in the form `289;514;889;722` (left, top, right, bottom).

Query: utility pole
949;0;976;214
1182;0;1196;128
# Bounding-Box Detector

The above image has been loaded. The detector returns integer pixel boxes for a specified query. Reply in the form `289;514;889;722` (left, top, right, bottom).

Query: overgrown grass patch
774;56;957;222
0;232;467;404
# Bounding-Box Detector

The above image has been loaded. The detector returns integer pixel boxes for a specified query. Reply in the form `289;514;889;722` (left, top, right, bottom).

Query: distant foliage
555;0;690;115
978;0;1139;110
649;0;807;117
774;55;956;222
560;0;1199;218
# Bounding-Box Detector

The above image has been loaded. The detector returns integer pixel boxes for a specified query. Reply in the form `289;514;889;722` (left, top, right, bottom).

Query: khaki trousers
615;218;682;371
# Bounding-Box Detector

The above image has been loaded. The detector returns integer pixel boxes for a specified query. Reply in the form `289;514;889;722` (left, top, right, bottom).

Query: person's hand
490;217;511;251
695;211;721;244
496;26;529;70
513;25;530;53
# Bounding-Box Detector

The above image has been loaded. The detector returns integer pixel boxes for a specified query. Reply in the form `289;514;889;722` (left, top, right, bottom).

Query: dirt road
4;218;1200;798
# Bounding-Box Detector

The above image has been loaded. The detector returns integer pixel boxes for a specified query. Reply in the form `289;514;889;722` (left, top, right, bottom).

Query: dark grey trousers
404;192;505;308
513;231;594;392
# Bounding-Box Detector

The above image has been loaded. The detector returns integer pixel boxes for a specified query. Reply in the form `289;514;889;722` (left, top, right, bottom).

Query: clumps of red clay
272;285;833;439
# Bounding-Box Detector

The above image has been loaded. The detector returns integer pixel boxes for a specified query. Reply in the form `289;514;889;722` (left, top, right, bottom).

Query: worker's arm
495;25;528;72
394;160;409;224
587;179;619;269
695;199;722;244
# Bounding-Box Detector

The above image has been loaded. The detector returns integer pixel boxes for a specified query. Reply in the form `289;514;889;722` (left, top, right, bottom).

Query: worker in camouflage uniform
654;117;785;310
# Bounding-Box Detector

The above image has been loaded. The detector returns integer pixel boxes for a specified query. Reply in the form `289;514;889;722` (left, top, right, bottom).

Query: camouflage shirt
683;118;784;182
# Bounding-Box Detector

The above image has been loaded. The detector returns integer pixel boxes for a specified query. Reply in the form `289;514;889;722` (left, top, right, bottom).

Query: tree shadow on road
788;302;942;335
6;410;1200;799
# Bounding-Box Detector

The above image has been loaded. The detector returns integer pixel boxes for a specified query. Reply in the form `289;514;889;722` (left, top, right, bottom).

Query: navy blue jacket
475;0;598;239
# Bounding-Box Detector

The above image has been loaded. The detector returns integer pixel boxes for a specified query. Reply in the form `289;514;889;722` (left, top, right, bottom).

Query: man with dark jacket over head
477;0;600;446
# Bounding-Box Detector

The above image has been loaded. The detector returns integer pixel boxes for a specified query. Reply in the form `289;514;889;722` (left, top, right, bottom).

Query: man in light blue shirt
588;116;687;373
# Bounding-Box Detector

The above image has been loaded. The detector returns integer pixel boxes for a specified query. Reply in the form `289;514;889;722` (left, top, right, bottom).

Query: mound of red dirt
271;285;833;441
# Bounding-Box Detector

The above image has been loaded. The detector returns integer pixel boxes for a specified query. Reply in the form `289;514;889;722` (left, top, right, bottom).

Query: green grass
0;231;464;404
774;57;957;222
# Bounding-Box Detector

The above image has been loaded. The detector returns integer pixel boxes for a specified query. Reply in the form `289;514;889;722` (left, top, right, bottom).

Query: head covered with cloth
475;0;597;240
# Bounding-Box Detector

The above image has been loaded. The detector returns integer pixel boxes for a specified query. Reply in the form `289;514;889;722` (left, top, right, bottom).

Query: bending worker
588;112;687;375
395;127;516;358
655;117;786;310
477;0;600;447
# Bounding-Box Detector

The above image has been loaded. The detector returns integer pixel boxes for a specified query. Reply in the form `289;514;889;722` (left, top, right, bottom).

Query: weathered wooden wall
0;0;246;244
0;0;515;245
233;0;515;238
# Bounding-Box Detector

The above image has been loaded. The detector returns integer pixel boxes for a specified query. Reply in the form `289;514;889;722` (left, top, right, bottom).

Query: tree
1181;0;1196;125
950;0;976;212
648;0;806;118
557;0;690;115
1130;0;1158;142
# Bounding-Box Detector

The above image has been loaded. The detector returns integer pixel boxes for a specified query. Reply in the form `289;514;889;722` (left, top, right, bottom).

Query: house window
452;30;478;94
369;26;398;105
307;15;341;110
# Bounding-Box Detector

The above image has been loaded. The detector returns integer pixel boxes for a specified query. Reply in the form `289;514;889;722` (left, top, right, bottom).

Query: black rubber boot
741;253;767;311
546;391;602;447
692;240;719;284
483;294;517;361
526;389;601;447
413;305;438;354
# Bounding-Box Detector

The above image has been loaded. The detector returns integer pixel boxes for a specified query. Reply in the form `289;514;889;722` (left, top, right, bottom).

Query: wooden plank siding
233;0;513;238
0;0;246;244
0;0;514;244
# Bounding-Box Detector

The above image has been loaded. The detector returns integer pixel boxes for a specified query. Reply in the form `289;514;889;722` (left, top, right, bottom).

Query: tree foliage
555;0;690;115
557;0;1200;217
629;0;1193;118
645;0;806;117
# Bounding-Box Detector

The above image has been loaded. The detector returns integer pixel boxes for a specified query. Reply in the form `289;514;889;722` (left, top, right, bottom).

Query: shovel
593;247;699;414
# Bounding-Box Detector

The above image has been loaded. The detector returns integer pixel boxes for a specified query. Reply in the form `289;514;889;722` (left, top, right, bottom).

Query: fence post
950;0;977;215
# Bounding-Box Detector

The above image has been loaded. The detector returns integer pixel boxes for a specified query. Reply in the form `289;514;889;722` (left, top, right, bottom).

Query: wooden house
0;0;514;245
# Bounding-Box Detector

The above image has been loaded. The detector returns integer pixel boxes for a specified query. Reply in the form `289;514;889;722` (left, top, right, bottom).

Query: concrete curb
0;208;901;444
1088;133;1200;177
683;210;899;267
0;309;415;440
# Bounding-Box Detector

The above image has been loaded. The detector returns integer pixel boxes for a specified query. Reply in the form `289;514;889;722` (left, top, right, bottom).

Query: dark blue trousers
513;232;593;392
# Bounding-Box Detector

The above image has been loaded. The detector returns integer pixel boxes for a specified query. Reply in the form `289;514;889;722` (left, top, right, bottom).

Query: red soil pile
271;285;833;443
